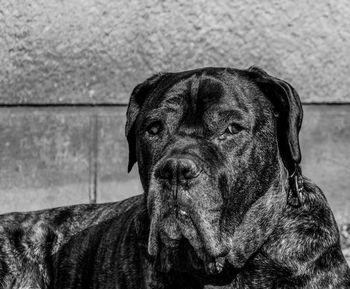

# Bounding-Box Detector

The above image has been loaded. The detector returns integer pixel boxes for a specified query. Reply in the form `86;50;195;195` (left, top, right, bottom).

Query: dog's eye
224;123;242;135
146;122;162;136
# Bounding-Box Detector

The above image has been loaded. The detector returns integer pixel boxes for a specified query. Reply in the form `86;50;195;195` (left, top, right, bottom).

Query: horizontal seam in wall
0;102;350;108
0;103;128;108
303;102;350;105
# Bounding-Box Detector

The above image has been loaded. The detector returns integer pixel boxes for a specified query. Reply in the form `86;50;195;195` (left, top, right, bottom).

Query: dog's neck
226;157;289;268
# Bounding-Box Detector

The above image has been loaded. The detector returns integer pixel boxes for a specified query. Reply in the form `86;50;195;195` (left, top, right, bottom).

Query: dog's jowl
1;67;349;288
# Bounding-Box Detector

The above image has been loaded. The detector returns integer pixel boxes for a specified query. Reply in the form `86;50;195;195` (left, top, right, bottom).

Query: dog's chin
154;211;228;276
155;237;227;276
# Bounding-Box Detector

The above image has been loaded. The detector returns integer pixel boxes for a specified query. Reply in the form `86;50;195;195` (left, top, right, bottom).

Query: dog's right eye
146;122;162;136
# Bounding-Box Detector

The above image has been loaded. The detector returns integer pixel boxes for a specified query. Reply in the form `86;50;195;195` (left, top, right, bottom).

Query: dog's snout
158;157;200;182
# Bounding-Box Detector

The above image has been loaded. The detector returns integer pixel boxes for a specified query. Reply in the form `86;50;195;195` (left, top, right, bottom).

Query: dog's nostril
158;158;177;180
158;157;200;182
179;158;200;179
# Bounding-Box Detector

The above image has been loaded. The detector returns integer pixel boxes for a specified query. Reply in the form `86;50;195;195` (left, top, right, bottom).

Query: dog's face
126;67;303;276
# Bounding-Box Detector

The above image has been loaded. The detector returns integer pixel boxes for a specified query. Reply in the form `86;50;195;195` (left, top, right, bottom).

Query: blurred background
0;0;349;262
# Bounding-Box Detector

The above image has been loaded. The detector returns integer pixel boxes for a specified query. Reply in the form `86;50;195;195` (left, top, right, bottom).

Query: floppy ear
248;66;304;206
125;73;168;172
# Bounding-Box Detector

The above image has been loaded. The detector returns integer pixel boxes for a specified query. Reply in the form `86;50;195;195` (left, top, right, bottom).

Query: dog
0;67;349;288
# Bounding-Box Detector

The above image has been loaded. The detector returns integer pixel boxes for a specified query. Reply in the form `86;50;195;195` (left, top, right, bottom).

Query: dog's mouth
147;172;230;275
155;209;228;275
155;234;227;276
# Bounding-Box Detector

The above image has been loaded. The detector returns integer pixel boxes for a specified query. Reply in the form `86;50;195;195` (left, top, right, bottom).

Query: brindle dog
0;67;349;288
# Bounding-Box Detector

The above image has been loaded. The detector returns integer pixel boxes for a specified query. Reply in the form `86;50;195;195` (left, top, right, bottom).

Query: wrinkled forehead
144;69;267;117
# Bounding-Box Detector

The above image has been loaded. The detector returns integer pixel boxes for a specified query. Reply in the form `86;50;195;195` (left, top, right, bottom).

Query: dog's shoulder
261;178;350;284
265;178;340;258
282;178;338;240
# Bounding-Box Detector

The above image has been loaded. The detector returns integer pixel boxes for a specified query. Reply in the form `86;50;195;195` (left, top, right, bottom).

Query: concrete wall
1;0;350;104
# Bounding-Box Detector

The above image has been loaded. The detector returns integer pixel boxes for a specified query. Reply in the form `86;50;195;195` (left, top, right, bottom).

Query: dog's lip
197;250;227;275
206;258;226;275
159;233;181;248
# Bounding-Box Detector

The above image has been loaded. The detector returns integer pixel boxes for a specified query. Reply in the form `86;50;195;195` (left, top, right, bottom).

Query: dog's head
126;67;303;276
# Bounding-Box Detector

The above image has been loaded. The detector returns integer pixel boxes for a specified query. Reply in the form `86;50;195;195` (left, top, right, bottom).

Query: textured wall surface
1;0;350;104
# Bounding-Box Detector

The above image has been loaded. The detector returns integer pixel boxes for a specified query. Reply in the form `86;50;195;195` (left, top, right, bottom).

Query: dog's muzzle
149;155;229;262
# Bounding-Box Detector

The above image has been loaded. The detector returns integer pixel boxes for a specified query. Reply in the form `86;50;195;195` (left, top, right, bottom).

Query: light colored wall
1;0;350;104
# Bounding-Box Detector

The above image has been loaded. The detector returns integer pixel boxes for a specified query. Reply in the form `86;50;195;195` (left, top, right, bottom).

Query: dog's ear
125;73;168;172
248;66;304;206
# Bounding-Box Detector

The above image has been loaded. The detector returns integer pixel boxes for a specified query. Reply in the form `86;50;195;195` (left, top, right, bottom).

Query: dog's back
0;195;144;288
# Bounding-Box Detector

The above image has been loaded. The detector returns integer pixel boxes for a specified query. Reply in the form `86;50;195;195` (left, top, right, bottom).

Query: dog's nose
158;157;200;183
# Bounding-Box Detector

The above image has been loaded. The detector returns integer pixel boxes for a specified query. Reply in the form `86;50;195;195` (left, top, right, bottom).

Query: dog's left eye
146;122;162;136
224;123;242;135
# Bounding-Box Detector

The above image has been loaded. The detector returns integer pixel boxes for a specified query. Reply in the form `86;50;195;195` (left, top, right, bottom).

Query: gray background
0;0;350;265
